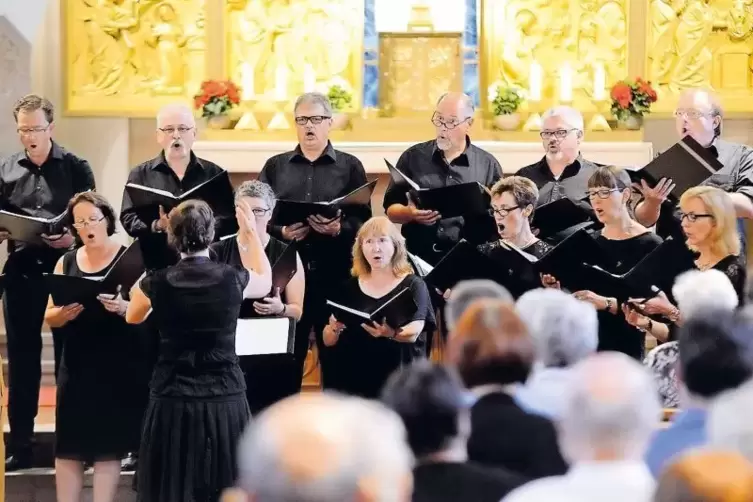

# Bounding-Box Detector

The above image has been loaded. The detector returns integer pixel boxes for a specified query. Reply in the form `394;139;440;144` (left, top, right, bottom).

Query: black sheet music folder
272;179;377;227
327;286;418;329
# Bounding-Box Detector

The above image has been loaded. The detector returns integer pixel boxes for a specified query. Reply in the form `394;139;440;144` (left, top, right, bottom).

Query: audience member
645;310;753;477
236;393;414;502
503;352;660;502
515;288;598;419
444;279;513;333
381;360;526;502
447;299;567;478
708;379;753;463
653;451;753;502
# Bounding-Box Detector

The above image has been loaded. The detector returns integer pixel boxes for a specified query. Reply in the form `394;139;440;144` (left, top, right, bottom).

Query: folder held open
327;286;418;329
271;179;377;227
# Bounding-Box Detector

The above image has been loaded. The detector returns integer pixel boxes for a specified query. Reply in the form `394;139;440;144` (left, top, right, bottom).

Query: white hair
559;353;661;463
708;379;753;463
516;288;598;368
445;279;513;331
294;92;333;116
672;269;739;315
542;105;585;131
237;393;413;502
156;102;195;128
436;92;475;120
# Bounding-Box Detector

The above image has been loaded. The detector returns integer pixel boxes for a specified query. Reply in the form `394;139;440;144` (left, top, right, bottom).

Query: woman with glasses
210;180;305;414
543;166;662;359
44;192;147;502
623;186;745;342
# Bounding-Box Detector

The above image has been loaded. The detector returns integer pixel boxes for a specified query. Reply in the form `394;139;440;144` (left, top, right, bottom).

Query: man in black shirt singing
120;103;234;270
258;91;370;390
383;92;502;265
0;95;95;470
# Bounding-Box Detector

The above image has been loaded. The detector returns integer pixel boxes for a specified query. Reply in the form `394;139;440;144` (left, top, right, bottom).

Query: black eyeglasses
489;205;520;217
294;116;331;126
679;212;714;223
72;215;106;229
158;126;194;135
540;129;577;140
249;208;271;217
431;113;471;130
587;189;619;199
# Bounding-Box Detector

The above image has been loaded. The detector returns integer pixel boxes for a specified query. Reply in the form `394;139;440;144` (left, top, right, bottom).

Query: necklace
503;235;537;249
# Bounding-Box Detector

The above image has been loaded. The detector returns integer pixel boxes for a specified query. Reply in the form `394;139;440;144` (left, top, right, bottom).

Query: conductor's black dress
136;256;251;502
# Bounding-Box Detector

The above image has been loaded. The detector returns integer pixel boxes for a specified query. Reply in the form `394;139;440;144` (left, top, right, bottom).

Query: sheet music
235;317;291;356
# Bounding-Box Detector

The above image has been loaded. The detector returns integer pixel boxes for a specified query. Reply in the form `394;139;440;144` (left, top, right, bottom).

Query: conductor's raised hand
633;178;675;205
153;205;170;232
307;211;342;236
49;303;84;326
97;288;128;316
281;222;310;241
41;229;74;249
407;193;440;225
0;230;11;243
235;199;257;237
540;273;561;289
253;287;285;316
361;318;397;338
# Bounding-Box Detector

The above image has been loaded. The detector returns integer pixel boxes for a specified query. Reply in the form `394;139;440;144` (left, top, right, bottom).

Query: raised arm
126;272;152;324
236;201;273;298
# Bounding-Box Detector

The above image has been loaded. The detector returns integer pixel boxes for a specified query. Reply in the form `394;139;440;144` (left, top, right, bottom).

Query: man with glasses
634;89;753;244
383;92;502;265
120;103;234;270
516;106;630;205
0;94;95;470
258;91;370;391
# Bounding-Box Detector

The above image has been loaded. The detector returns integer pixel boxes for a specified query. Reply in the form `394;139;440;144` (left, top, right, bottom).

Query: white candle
303;64;316;93
241;63;255;100
559;62;573;102
593;62;606;101
274;65;288;101
528;61;542;102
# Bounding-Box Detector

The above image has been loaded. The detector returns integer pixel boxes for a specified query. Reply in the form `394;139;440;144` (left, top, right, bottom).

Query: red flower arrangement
193;80;241;118
610;77;658;121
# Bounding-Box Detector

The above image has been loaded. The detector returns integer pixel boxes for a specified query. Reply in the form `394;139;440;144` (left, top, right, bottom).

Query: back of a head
516;288;598;368
381;360;473;458
168;199;215;254
237;393;413;502
445;280;513;332
654;451;753;502
560;352;661;463
678;310;753;399
673;269;739;315
708;380;753;463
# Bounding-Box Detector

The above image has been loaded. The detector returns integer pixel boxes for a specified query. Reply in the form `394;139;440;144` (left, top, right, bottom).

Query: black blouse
711;254;747;305
478;239;554;297
140;256;250;398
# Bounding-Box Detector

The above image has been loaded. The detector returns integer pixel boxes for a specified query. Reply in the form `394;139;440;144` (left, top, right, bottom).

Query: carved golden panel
479;0;629;111
646;0;753;113
378;33;462;117
63;0;208;117
224;0;364;111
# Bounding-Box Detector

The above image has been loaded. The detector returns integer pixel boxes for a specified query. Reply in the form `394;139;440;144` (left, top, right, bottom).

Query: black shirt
120;151;232;270
383;137;502;263
412;462;526;502
258;141;370;285
0;141;95;271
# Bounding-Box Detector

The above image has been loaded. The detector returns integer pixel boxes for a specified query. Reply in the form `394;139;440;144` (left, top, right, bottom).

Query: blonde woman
323;216;436;398
624;186;746;342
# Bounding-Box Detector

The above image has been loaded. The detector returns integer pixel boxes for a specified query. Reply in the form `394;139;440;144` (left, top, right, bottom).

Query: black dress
137;256;251;502
593;231;663;359
478;239;554;297
327;274;436;399
210;236;302;414
54;247;147;462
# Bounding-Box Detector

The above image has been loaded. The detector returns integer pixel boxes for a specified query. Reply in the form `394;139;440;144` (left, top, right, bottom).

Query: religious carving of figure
146;2;187;94
577;0;628;93
499;9;540;88
649;0;680;86
669;0;715;91
728;0;753;40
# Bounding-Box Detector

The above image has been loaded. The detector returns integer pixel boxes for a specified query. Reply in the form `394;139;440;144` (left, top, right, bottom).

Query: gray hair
708;380;753;463
672;269;739;315
237;393;413;502
156;102;195;128
559;353;661;463
235;179;277;210
542;105;585;131
436;92;475;120
294;92;333;117
516;288;598;368
445;280;513;331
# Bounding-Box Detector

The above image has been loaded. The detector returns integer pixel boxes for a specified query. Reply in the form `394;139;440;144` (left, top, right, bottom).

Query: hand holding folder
385;159;490;218
272;179;377;227
327;287;418;329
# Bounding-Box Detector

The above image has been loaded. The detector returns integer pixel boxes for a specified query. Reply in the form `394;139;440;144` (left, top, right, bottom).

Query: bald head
156;103;195;129
156;103;196;162
237;393;413;502
559;352;661;463
675;88;723;146
436;92;475;121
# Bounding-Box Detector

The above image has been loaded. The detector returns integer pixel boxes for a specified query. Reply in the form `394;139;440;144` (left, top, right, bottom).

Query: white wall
375;0;466;32
0;0;49;42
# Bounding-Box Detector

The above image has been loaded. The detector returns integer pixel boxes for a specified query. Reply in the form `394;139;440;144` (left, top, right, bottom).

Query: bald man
503;352;660;502
384;92;502;266
235;393;414;502
120;103;235;270
635;89;753;243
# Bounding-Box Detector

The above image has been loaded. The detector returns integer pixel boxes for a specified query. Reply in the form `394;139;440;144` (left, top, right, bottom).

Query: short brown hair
489;176;539;209
13;94;54;123
448;299;534;387
587;165;629;191
655;451;753;502
168;200;215;254
351;216;412;277
67;192;117;243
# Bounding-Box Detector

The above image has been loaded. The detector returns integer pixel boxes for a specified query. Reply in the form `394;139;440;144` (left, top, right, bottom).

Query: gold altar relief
646;0;753;112
479;0;628;109
378;33;463;117
63;0;208;116
224;0;364;110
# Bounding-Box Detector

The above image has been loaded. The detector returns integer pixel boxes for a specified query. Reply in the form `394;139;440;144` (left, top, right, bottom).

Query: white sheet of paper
235;317;291;356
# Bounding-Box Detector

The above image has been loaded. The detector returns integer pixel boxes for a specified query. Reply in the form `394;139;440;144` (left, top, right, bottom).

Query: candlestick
241;63;255;100
528;61;542;102
303;64;316;93
274;65;288;101
267;98;290;130
559;62;573;103
235;99;260;131
593;62;606;101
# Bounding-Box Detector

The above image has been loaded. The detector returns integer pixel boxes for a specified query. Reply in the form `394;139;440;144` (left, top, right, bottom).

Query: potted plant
193;79;241;130
610;77;658;130
326;83;354;130
489;84;525;131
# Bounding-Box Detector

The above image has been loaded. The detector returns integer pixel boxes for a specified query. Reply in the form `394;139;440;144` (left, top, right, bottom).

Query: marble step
6;469;136;502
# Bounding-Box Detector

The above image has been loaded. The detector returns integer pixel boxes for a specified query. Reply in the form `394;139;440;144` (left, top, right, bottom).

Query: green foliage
327;85;353;112
492;86;524;116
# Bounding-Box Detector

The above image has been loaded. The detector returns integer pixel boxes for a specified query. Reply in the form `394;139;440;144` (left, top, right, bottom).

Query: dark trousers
4;276;64;451
294;291;330;389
